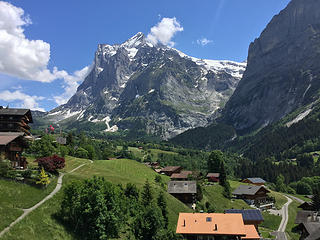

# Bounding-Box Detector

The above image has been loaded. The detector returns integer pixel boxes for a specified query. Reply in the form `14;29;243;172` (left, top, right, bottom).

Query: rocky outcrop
223;0;320;134
47;33;246;139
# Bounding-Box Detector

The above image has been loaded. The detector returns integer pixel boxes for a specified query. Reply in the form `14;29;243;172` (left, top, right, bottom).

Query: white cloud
0;1;62;82
0;90;45;111
196;37;213;46
0;1;92;108
54;65;92;105
147;17;183;47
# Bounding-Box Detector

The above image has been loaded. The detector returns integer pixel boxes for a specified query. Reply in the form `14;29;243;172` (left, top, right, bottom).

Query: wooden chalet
176;213;260;240
0;107;33;169
0;132;27;168
143;161;160;169
206;173;220;182
160;166;182;176
171;171;193;181
168;181;197;204
295;211;320;225
225;209;264;230
299;202;314;211
296;222;320;240
232;185;271;208
242;178;266;186
0;107;33;136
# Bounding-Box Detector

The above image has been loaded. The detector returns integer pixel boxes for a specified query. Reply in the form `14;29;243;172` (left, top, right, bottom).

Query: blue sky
0;0;290;111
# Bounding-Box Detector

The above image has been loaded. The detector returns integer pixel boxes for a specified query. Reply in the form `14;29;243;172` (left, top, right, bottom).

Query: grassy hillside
1;157;191;240
1;156;290;239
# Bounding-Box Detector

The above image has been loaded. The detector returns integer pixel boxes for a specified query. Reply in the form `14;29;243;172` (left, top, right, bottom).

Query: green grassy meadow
286;200;301;240
0;156;297;239
0;157;191;239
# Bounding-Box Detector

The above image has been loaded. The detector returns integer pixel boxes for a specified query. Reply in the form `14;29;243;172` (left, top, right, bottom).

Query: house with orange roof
176;213;260;240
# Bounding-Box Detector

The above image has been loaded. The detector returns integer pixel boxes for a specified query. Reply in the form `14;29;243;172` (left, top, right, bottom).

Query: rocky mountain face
47;33;246;139
222;0;320;134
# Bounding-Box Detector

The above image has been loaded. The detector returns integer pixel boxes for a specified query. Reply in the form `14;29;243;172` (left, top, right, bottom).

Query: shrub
36;167;50;187
35;155;65;173
0;159;11;177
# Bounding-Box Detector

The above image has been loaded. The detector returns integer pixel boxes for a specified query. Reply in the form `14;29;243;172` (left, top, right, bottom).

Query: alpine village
1;0;320;240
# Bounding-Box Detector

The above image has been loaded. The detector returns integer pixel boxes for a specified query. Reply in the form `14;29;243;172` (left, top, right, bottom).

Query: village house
242;178;266;186
294;209;320;239
176;213;260;240
225;209;264;230
0;107;33;136
296;222;320;240
206;173;220;183
0;132;28;168
160;166;182;176
168;181;197;205
143;161;160;169
298;202;314;211
171;171;193;181
232;185;272;209
0;107;33;169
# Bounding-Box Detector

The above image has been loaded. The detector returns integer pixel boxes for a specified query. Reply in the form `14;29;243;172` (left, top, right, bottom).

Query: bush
0;160;11;177
35;155;65;173
296;182;312;195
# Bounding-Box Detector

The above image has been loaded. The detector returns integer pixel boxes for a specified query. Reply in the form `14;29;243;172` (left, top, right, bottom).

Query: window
206;217;212;222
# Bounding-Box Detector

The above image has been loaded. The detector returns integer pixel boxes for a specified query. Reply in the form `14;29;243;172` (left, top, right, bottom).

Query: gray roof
0;108;33;123
302;222;320;240
295;210;315;224
245;178;266;183
232;185;269;196
306;228;320;240
168;181;197;194
225;209;264;222
0;132;24;145
160;166;181;172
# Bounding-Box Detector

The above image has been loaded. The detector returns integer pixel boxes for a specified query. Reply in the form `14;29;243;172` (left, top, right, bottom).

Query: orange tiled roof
176;213;247;236
241;225;260;239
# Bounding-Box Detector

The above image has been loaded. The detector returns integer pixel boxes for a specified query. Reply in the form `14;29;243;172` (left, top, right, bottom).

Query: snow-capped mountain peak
46;32;247;139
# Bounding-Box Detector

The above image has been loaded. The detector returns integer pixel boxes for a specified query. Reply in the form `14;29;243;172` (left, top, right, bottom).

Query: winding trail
273;195;293;240
0;162;89;238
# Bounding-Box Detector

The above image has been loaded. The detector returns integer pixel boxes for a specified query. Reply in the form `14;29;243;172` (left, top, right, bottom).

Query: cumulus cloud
0;90;45;111
54;65;92;105
0;1;91;108
147;17;183;47
0;1;62;82
196;37;213;46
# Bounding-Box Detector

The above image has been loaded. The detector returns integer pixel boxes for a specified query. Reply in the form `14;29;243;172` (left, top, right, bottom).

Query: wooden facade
0;107;33;136
207;173;220;182
0;107;33;169
160;166;183;176
168;181;197;204
242;178;266;186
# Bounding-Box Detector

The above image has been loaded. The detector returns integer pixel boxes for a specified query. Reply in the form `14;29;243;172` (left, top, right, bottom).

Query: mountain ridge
44;32;246;139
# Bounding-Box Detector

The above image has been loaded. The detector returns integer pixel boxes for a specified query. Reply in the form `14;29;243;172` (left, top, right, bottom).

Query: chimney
183;219;186;227
214;224;218;231
312;212;317;222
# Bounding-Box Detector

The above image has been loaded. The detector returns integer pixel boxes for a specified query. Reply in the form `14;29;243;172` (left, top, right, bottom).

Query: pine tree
312;185;320;211
219;160;227;186
157;191;168;228
36;167;50;187
207;150;224;173
141;179;153;207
